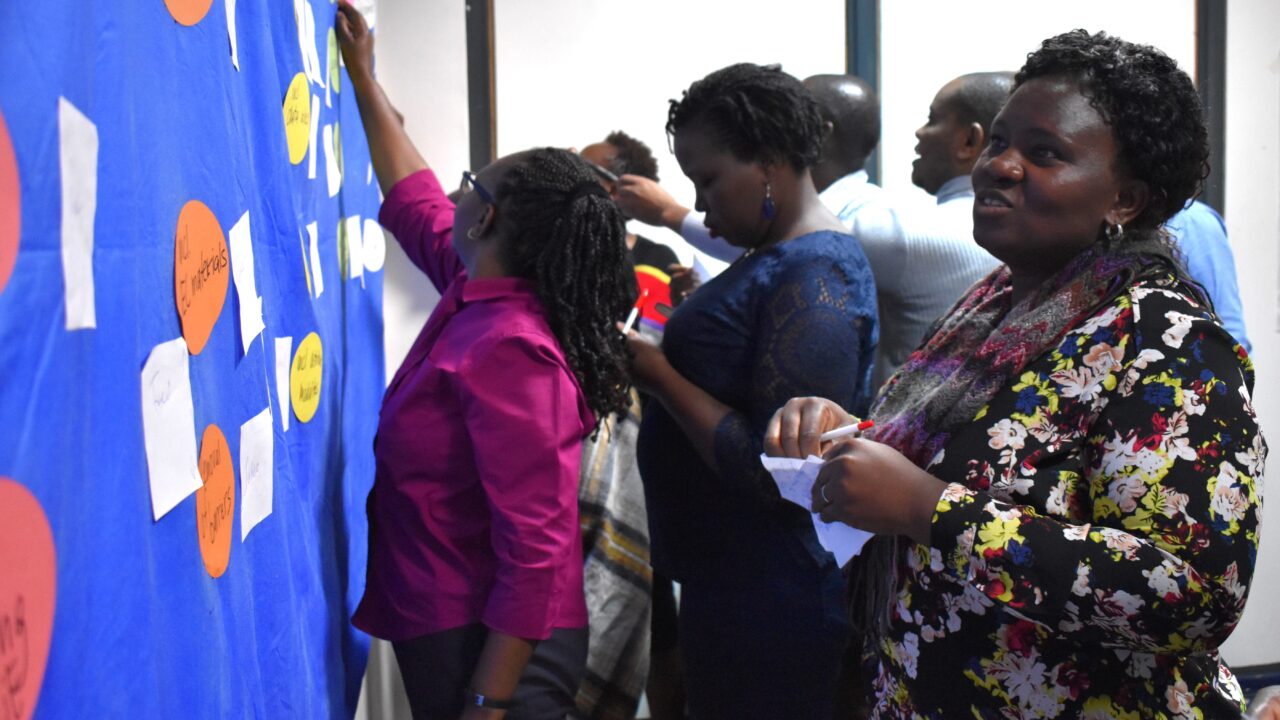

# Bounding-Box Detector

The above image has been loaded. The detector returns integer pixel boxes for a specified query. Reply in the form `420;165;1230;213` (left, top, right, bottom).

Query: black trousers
392;624;588;720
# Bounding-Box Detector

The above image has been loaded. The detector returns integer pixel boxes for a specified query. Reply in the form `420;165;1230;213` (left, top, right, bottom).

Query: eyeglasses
584;160;618;185
460;170;495;204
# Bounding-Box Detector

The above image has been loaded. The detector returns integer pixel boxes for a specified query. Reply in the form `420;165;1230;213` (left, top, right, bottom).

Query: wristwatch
466;687;516;711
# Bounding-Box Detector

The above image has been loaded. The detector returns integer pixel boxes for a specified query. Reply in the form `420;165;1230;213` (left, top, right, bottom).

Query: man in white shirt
856;72;1010;387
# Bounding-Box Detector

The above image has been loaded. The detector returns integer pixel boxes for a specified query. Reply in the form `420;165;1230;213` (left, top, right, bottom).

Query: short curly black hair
666;63;824;171
1016;29;1208;230
603;131;659;182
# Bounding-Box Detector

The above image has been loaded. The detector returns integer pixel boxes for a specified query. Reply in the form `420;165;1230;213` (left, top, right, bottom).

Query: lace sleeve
712;250;876;498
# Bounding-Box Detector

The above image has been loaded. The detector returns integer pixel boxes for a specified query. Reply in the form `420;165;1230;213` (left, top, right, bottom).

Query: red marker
819;418;875;442
620;289;649;336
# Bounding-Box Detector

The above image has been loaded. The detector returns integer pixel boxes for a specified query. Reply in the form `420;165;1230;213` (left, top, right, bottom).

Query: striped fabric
575;394;653;720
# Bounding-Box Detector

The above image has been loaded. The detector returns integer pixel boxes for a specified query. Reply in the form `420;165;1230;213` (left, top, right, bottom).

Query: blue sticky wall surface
0;0;382;716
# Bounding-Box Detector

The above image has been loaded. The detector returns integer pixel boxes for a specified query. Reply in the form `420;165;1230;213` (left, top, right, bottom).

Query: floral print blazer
871;276;1265;718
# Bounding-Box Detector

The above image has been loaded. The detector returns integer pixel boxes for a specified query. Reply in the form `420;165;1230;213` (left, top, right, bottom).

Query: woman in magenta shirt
338;7;634;718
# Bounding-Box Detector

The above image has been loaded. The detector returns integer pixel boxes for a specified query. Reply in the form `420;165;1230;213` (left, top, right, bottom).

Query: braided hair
666;62;826;170
494;148;635;429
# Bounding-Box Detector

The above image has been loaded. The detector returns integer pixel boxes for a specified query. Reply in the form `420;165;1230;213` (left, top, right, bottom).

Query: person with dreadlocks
625;63;878;718
337;6;634;719
767;30;1264;717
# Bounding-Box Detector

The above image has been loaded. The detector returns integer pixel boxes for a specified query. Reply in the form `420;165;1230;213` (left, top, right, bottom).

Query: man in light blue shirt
1165;200;1251;352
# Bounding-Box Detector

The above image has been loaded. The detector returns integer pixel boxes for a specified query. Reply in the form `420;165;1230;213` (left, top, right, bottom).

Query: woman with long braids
768;30;1265;717
337;7;633;719
627;63;878;718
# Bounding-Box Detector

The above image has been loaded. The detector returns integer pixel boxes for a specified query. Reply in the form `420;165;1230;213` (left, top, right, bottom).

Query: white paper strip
307;94;319;180
362;218;386;273
275;336;293;431
227;211;265;351
141;338;204;521
239;406;274;540
226;0;239;69
324;124;340;197
307;220;323;297
59;97;98;331
344;215;363;283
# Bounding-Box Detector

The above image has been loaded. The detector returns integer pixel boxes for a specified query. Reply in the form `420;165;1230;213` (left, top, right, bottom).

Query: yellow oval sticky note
164;0;213;26
196;425;235;578
0;478;57;720
0;109;19;295
291;332;323;423
283;72;311;165
174;200;229;356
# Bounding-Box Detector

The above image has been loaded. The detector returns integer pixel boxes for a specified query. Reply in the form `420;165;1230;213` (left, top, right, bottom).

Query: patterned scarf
854;238;1176;633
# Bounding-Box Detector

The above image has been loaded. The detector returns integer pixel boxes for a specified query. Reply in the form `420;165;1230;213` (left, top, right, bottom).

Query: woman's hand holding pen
766;397;945;545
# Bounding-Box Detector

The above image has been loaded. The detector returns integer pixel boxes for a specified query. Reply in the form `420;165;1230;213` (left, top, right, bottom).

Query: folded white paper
760;453;872;567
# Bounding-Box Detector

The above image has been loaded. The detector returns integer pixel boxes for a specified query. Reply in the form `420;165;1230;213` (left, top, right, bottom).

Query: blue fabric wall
0;1;380;716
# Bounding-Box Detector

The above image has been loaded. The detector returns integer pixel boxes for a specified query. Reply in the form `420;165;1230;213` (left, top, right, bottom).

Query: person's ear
1108;179;1150;228
475;202;499;238
956;122;985;162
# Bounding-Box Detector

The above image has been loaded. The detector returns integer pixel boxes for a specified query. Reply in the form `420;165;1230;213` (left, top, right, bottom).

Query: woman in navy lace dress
626;63;879;719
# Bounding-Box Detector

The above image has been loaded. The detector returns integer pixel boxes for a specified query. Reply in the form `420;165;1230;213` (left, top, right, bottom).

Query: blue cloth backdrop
0;0;381;716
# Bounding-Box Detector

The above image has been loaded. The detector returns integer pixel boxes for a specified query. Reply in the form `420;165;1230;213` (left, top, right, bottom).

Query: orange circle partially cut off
164;0;213;26
196;425;235;578
0;108;19;295
0;477;57;720
174;200;228;355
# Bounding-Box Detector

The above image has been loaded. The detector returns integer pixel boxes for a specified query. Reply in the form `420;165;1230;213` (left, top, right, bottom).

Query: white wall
878;1;1195;211
1219;0;1280;668
492;0;846;264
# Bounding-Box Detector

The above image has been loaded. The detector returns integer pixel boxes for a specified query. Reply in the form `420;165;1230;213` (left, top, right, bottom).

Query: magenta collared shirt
352;169;592;642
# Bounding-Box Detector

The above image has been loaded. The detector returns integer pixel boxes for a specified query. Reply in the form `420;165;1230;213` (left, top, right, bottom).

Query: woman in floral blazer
766;30;1264;717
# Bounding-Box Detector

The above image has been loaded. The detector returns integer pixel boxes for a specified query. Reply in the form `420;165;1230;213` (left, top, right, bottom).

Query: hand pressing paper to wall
760;454;871;567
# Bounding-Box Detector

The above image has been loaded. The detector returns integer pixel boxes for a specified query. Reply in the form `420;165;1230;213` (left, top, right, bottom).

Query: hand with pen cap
614;175;692;233
619;322;668;397
765;397;945;545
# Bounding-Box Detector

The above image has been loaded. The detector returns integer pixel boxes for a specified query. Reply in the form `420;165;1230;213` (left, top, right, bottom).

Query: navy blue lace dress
637;230;878;719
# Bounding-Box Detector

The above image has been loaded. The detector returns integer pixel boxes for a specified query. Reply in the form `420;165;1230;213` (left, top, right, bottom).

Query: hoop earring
467;226;481;240
761;181;776;220
1104;222;1124;241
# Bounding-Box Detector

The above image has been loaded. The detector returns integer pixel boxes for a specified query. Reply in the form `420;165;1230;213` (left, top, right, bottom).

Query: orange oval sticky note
283;73;311;166
196;425;235;578
164;0;213;26
0;108;19;295
0;478;57;720
291;331;323;423
174;200;228;355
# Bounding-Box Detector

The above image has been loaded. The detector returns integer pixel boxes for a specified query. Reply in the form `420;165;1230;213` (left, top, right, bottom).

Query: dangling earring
467;226;481;240
761;181;776;220
1104;221;1124;241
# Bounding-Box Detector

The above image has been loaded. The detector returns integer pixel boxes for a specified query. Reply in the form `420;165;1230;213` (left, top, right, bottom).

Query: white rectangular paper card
275;335;292;432
228;211;265;351
307;221;323;297
345;215;363;283
239;406;274;540
760;454;873;567
141;338;204;521
59;97;98;331
225;0;239;69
